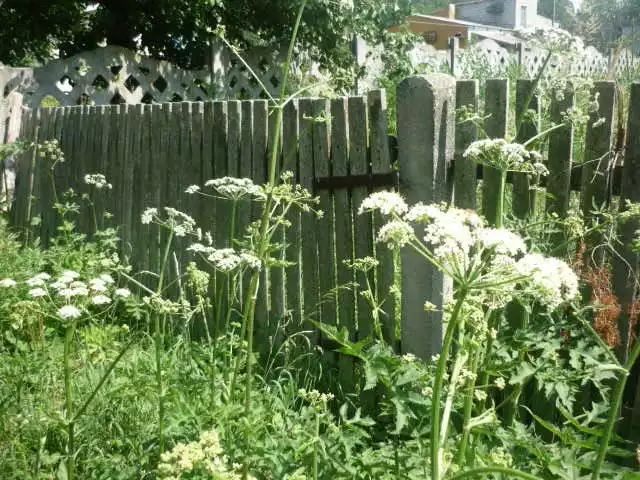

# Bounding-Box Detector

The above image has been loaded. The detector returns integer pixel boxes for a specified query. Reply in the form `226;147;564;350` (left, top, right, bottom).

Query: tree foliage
0;0;415;82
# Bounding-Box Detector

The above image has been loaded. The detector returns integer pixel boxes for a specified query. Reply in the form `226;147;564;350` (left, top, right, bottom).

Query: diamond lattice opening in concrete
153;76;168;93
92;75;109;91
124;75;141;93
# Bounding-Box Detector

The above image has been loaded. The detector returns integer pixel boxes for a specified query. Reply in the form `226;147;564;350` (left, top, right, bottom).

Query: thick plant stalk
64;322;76;480
504;306;529;426
452;466;543;480
496;171;507;229
591;339;640;480
431;289;469;480
237;3;308;479
154;229;174;455
456;346;480;465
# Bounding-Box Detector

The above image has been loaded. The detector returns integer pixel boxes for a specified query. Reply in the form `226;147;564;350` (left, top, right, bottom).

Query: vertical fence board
238;101;253;253
122;105;138;257
147;104;164;279
269;103;286;337
614;83;640;384
349;95;374;342
546;83;575;254
283;100;302;332
252;99;269;347
454;80;479;210
13;109;33;230
37;108;55;244
482;79;509;225
135;105;151;273
331;97;355;389
202;102;216;236
398;74;456;359
368;89;396;347
581;82;616;222
313;99;335;338
513;79;539;219
299;98;319;341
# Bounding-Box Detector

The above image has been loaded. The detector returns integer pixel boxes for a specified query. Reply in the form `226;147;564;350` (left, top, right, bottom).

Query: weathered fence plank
513;79;539;219
299;98;319;342
581;82;616;220
313;99;334;335
454;80;478;210
368;89;397;347
546;83;575;255
283;100;302;333
349;95;374;342
482;79;509;226
331;96;356;391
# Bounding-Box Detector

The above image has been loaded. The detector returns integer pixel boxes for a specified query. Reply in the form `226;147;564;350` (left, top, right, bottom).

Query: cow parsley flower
204;177;266;201
464;139;546;175
28;287;47;297
0;278;17;287
476;228;527;257
115;288;131;298
358;191;408;216
141;207;158;224
185;185;201;194
516;253;579;309
57;305;82;320
205;248;261;272
84;173;112;190
92;294;112;305
377;220;414;247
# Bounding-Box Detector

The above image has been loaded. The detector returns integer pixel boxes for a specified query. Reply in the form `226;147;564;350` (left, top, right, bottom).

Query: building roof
407;14;513;32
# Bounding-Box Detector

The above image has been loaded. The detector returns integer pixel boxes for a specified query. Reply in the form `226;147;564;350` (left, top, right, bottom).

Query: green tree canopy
0;0;414;79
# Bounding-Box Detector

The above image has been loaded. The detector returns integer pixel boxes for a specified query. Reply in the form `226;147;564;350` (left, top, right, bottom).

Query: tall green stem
154;229;174;455
496;171;507;229
453;466;543;480
64;322;75;480
456;346;480;465
236;4;307;479
431;289;469;480
504;306;529;426
591;339;640;480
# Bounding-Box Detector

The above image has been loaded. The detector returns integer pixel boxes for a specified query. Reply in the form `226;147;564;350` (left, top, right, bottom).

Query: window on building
521;5;528;27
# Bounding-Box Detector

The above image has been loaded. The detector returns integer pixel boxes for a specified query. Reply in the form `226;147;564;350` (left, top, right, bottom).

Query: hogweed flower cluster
141;207;196;237
359;191;579;310
84;173;113;190
188;245;262;272
203;177;266;201
464;139;547;176
19;270;130;323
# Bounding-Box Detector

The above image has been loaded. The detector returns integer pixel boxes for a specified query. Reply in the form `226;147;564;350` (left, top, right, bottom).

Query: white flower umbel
464;139;547;176
141;207;158;225
0;278;17;287
57;305;82;320
516;253;579;309
28;287;47;297
84;173;113;190
92;294;112;305
204;177;266;201
358;191;408;217
185;185;201;194
476;228;527;257
115;288;131;298
204;248;262;272
377;220;414;248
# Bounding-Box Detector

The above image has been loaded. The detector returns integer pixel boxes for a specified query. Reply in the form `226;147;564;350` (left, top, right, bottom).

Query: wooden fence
10;75;640;430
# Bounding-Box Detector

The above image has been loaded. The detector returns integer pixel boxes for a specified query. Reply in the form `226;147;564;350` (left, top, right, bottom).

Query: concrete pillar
397;73;456;359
